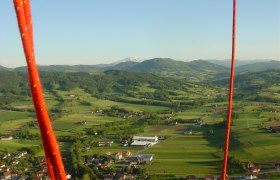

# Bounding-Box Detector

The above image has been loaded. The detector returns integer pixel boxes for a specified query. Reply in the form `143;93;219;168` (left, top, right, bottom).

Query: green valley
0;68;279;179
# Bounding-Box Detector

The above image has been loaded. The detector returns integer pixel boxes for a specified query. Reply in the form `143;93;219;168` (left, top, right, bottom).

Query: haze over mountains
1;58;279;81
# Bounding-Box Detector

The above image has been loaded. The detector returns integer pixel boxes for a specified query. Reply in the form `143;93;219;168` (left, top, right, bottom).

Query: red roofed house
205;174;216;180
0;162;5;170
247;162;255;169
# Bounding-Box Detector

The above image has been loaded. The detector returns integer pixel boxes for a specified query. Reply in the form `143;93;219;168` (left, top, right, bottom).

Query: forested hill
235;60;280;74
0;59;229;82
0;70;185;97
215;69;280;88
14;65;102;72
2;59;280;82
214;69;280;102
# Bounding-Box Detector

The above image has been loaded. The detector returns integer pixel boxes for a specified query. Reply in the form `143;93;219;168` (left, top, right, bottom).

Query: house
128;154;154;164
66;174;72;179
140;154;154;162
12;161;19;165
250;166;260;173
85;156;95;164
243;173;258;179
98;140;114;147
0;136;13;140
105;152;112;156
130;141;152;147
132;136;158;142
122;151;132;157
103;174;114;180
247;162;255;169
36;170;44;179
22;151;28;156
114;152;123;160
131;136;158;147
100;163;110;169
13;151;28;159
11;170;19;179
0;162;5;170
2;167;10;172
205;174;216;180
2;153;11;159
1;171;11;180
186;175;196;180
119;174;134;180
79;121;87;125
184;130;192;135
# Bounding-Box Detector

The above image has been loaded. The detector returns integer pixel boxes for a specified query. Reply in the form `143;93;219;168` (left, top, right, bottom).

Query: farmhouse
0;162;5;170
103;174;114;180
250;166;261;173
13;151;28;159
243;173;258;179
0;136;13;140
247;162;254;169
130;141;153;147
131;136;158;147
98;140;114;147
132;136;158;142
205;174;216;180
122;151;132;157
113;152;123;160
1;171;11;180
2;153;11;159
128;154;154;164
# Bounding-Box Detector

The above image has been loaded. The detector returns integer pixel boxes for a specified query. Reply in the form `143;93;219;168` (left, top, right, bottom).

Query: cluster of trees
86;119;145;140
13;128;39;140
67;140;99;179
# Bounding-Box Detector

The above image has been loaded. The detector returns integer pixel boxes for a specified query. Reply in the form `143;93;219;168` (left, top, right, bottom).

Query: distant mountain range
205;59;278;68
1;58;280;81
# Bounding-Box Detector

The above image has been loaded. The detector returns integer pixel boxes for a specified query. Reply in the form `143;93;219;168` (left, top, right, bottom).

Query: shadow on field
194;122;242;151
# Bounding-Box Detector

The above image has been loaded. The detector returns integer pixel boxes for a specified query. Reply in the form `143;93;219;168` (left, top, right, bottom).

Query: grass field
142;127;221;176
0;110;34;133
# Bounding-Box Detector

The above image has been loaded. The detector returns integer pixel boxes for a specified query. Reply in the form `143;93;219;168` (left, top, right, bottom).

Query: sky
0;0;279;68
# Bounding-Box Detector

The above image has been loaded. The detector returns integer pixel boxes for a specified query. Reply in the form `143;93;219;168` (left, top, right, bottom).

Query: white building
132;136;158;142
0;136;13;140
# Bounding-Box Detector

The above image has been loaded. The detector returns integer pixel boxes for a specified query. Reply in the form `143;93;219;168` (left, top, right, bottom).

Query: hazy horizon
1;58;280;68
0;0;279;67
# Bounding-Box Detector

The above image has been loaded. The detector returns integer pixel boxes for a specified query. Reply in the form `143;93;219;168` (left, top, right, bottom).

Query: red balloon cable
222;0;237;179
13;0;66;179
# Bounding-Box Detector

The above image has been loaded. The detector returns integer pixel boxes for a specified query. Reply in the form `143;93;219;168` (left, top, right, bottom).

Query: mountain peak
112;57;145;65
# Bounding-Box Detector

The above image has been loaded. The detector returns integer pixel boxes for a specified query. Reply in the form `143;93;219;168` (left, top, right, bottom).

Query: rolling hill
2;58;280;82
235;60;280;74
206;59;278;68
0;65;11;71
14;65;102;72
105;58;229;81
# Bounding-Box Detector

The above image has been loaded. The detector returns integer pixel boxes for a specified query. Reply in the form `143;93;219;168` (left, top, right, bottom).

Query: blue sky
0;0;279;67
